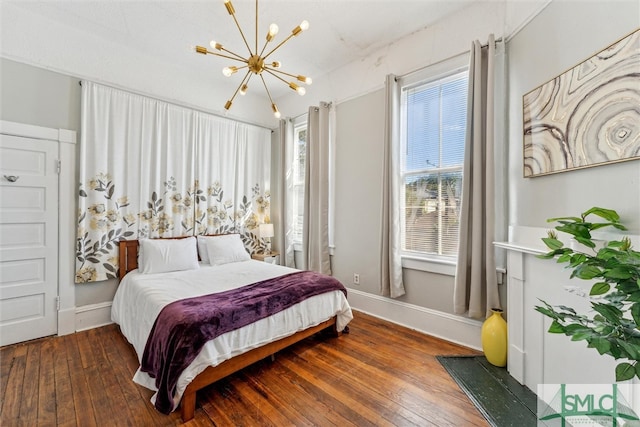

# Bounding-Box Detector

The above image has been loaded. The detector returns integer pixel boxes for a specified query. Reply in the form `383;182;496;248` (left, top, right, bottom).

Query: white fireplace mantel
494;225;639;392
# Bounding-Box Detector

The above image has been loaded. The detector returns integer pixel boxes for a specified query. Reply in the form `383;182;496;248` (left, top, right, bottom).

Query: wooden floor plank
0;344;27;425
52;336;76;427
18;341;41;426
0;344;16;406
37;339;56;426
0;311;491;427
66;334;98;427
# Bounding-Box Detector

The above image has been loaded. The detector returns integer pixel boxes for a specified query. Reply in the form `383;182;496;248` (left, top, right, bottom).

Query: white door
0;134;58;346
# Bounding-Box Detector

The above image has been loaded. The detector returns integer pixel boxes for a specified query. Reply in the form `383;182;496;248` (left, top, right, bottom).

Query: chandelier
195;0;312;119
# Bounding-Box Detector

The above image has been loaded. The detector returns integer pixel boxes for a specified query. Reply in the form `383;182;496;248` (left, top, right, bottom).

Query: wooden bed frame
117;239;340;421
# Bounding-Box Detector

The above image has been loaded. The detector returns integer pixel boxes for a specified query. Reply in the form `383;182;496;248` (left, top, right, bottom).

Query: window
292;121;306;244
399;67;468;260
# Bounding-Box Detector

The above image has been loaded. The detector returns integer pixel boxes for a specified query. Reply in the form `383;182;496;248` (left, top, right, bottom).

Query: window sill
401;255;457;276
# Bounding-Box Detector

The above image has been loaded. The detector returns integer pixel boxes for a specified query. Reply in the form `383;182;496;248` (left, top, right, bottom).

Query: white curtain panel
381;74;406;298
453;35;501;319
302;103;332;274
76;81;270;283
278;118;296;268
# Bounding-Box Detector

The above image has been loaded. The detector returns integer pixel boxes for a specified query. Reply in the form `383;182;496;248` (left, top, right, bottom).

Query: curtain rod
287;101;333;121
398;36;503;81
78;80;272;131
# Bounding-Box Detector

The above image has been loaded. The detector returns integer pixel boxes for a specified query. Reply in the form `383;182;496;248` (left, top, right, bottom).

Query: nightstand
251;251;280;265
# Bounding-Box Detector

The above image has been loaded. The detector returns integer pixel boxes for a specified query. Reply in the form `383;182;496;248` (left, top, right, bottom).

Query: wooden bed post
180;391;196;421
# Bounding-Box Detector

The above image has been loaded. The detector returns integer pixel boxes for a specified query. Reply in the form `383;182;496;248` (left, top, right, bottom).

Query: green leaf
604;267;633;280
583;207;620;223
557;253;572;263
569;253;587;267
573;265;602;280
571;329;595;341
592;303;623;324
542;237;564;250
556;223;591;239
617;340;639;360
632;303;640;327
548;320;565;333
547;216;582;223
574;235;596;248
535;305;555;318
627;291;640;303
616;362;636;381
590;282;610;296
587;337;611;355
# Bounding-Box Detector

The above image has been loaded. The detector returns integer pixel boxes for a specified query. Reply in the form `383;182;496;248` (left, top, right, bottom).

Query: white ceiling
1;0;478;104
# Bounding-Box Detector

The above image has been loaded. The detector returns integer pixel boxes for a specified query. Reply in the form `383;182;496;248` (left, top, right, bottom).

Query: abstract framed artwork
523;28;640;177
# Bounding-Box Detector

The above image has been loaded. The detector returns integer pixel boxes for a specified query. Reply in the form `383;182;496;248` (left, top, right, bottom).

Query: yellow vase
481;308;508;367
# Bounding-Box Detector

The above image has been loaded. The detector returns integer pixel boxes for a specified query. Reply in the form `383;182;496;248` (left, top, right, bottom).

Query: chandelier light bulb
267;23;279;40
297;75;312;85
296;86;306;96
292;20;309;36
239;84;248;95
272;104;281;119
222;66;237;77
223;0;235;15
271;61;281;68
210;40;223;50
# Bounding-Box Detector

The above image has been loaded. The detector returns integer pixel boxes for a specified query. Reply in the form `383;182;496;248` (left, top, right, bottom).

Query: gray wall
1;58;81;131
1;57;119;306
333;89;459;312
507;1;640;233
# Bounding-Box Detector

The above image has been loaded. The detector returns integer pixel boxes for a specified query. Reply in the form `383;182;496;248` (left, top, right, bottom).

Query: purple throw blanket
140;270;347;414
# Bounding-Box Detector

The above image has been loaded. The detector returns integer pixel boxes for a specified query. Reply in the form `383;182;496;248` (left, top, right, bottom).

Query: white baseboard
347;288;483;351
75;302;113;332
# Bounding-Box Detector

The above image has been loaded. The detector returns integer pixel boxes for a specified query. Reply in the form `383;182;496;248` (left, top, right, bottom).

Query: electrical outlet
353;273;360;285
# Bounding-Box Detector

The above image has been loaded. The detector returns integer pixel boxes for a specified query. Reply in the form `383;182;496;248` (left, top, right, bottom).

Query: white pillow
196;235;214;264
205;234;251;266
138;237;199;274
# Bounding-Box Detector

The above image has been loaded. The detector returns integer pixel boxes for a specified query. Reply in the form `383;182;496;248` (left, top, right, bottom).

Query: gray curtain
454;34;500;319
277;118;296;267
381;74;405;298
302;103;331;274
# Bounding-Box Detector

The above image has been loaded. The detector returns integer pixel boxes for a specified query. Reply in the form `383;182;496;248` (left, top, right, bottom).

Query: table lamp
259;223;275;254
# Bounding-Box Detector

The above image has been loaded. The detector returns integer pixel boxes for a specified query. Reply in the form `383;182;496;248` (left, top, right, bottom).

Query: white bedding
111;259;353;410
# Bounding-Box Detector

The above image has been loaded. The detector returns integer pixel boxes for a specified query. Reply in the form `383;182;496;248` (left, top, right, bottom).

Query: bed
112;236;353;421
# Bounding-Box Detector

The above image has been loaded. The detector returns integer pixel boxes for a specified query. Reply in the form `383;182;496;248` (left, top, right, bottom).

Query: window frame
396;53;469;274
291;118;307;247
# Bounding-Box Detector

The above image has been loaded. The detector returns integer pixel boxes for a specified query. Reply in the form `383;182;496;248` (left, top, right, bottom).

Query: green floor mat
437;355;537;427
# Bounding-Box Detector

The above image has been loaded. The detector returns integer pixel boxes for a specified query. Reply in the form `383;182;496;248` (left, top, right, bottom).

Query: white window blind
400;69;468;258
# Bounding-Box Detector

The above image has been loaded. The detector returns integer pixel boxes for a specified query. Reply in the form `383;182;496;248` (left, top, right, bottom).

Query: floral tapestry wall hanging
523;28;640;177
76;82;271;283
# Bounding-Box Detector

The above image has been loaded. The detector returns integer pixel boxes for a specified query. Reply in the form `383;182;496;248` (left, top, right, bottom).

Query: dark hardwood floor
1;311;488;426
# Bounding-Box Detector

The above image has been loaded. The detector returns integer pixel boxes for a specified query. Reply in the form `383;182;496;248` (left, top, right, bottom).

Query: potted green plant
535;207;640;381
